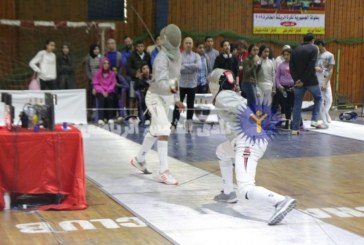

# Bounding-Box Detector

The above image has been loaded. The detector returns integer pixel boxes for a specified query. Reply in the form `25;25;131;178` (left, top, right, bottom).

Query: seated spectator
93;58;117;125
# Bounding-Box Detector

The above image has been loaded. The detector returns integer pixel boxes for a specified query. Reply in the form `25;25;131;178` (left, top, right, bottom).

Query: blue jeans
292;85;322;130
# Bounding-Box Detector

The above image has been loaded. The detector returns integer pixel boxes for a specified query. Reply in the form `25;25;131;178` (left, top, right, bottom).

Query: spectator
236;40;249;93
29;39;57;90
105;38;125;118
257;45;275;105
134;63;151;126
127;40;151;78
195;41;210;93
275;45;291;68
204;36;219;73
121;36;134;69
171;37;200;133
57;44;76;89
272;44;291;115
150;35;162;65
146;34;160;54
93;58;117;125
314;39;334;126
289;33;323;135
276;48;295;129
213;40;239;84
241;44;261;111
85;44;102;121
127;40;151;117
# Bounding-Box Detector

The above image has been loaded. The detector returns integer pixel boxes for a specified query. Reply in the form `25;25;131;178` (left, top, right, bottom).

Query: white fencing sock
218;160;234;194
157;140;169;173
246;186;285;205
137;132;157;162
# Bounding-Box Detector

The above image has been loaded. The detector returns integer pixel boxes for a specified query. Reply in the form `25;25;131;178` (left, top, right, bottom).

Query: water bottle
3;192;11;210
26;105;35;128
283;90;288;98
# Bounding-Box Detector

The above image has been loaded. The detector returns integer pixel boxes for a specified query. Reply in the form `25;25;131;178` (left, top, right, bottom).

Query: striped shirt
180;50;201;88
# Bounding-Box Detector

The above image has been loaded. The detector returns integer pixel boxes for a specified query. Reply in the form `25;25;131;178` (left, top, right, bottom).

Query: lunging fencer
209;68;296;225
131;24;185;185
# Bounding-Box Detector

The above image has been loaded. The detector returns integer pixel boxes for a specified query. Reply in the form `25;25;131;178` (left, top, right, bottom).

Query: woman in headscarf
93;58;117;125
85;44;102;120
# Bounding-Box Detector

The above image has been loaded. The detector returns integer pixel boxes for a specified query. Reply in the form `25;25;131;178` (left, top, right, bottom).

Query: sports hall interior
0;0;364;244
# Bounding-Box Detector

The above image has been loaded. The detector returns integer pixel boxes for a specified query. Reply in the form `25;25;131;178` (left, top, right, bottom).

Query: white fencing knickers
216;137;285;204
145;90;174;136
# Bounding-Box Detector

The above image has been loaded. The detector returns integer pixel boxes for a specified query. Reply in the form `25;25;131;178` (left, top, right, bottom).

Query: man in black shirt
289;33;323;134
213;40;239;84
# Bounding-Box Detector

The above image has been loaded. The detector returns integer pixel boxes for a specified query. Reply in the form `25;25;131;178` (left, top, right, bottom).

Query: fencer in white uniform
131;24;185;185
209;68;296;225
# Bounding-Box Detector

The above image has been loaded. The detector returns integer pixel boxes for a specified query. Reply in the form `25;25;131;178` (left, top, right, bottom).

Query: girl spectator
242;44;261;111
134;63;151;126
57;44;76;89
275;49;294;129
257;45;275;105
85;44;102;121
29;40;57;90
93;58;117;125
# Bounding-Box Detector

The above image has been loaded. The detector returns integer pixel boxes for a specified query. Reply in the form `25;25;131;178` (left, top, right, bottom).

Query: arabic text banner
253;14;325;34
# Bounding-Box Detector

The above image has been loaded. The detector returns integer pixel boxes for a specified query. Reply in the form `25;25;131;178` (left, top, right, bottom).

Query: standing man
314;39;335;126
105;38;123;120
171;37;201;133
213;40;239;85
289;33;323;135
131;24;185;185
127;40;151;117
204;36;219;74
195;41;210;94
120;36;134;117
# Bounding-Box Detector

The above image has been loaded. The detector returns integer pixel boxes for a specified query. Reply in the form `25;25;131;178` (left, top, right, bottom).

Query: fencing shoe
130;157;152;174
213;191;238;203
158;170;178;185
268;196;296;225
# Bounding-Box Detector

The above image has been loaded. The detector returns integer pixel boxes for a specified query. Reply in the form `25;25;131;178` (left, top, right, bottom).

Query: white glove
169;79;177;90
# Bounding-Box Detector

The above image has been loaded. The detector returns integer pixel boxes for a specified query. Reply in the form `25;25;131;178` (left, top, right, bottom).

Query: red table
0;125;87;211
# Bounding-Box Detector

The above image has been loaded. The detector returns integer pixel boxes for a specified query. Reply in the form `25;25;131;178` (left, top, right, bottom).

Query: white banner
0;89;87;126
253;0;326;34
253;13;325;34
